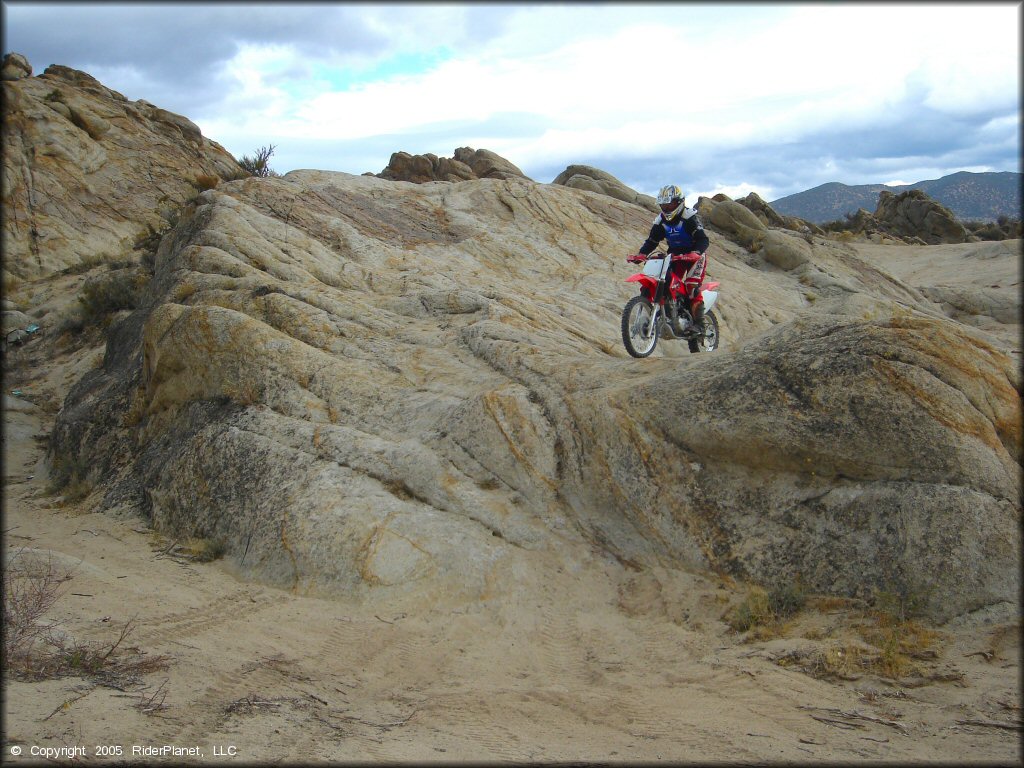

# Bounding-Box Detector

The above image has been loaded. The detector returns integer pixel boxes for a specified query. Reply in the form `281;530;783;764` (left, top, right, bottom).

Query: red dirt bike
621;251;720;357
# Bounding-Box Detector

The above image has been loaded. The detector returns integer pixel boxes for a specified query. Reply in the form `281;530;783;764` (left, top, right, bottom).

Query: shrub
237;144;281;178
184;537;227;563
3;549;169;683
2;549;70;670
47;451;92;500
727;580;808;635
194;173;220;191
78;269;149;325
63;252;110;275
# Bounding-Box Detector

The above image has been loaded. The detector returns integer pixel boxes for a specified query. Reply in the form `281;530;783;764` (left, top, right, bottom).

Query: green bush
237;144;281;178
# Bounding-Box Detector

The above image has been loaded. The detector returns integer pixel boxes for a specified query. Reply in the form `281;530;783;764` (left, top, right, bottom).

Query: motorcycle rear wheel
688;310;720;353
622;295;659;358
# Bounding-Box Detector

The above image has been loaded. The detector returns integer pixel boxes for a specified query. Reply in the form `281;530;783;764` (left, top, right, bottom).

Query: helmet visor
660;201;680;215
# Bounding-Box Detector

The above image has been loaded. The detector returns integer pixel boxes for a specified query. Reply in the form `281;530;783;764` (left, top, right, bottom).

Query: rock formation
42;167;1020;621
551;165;658;212
873;189;970;244
1;53;243;283
377;147;530;183
734;191;824;235
823;190;974;245
4;60;1019;623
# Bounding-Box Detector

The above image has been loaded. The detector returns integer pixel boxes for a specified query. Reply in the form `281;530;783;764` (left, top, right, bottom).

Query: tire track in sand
132;588;288;647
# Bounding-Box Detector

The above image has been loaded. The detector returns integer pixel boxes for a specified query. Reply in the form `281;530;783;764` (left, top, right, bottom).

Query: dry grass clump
857;594;941;679
62;252;110;275
3;549;168;684
769;588;945;683
184;537;228;563
726;580;808;639
195;173;220;191
725;580;950;684
149;533;227;563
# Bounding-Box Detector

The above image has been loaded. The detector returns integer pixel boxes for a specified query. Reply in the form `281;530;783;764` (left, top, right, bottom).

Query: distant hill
770;171;1021;224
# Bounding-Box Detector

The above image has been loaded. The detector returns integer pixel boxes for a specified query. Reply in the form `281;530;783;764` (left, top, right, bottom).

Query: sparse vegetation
184;536;228;563
63;252;110;275
726;579;808;637
2;271;22;292
237;144;281;178
194;173;220;191
47;451;93;502
149;533;227;563
224;378;264;407
77;268;149;326
749;583;946;683
3;549;168;683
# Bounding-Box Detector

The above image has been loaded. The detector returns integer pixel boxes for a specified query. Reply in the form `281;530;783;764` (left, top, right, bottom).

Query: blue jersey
639;208;710;255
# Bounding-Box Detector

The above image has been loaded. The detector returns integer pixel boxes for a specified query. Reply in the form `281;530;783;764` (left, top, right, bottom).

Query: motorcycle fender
626;273;658;299
703;290;718;311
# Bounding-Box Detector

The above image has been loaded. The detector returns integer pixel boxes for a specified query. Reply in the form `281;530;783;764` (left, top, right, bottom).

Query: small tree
237;144;280;178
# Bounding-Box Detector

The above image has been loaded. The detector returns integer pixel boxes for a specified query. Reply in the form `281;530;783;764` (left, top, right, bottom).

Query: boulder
736;191;824;235
378;147;530;183
760;230;812;270
921;285;1020;325
2;52;31;81
552;165;658;211
706;199;767;249
452;147;529;180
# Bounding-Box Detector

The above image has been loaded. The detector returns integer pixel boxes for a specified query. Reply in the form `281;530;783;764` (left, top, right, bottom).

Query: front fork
655;279;688;333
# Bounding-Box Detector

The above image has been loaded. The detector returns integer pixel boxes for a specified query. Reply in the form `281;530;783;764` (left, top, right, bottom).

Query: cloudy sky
3;2;1020;202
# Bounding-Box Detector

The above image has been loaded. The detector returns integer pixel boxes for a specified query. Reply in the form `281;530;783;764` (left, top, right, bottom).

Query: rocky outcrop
827;191;973;245
1;54;244;282
46;168;1021;621
552;165;658;212
735;192;824;235
704;198;767;250
377;147;530;183
2;52;31;81
874;189;970;244
6;61;1015;624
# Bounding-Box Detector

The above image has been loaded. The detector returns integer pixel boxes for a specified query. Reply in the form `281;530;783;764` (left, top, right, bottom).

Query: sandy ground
2;241;1021;765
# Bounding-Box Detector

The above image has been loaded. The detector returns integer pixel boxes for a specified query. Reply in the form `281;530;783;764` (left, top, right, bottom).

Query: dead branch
964;649;995;661
800;705;908;734
955;718;1022;731
811;715;864;730
136;678;169;714
42;690;92;721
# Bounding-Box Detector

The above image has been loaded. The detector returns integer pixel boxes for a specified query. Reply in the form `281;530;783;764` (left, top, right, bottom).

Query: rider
628;184;710;335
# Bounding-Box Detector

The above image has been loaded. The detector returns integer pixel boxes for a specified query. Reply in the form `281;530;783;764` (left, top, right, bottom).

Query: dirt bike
621;251;720;357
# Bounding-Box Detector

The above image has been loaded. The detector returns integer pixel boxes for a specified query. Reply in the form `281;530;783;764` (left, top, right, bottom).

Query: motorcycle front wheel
622;295;659;358
688;309;720;353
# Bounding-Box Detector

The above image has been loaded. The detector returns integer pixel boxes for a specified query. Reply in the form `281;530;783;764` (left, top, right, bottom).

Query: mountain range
770;171;1021;224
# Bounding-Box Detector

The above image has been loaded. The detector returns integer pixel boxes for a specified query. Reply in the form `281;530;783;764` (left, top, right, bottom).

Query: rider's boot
691;301;706;336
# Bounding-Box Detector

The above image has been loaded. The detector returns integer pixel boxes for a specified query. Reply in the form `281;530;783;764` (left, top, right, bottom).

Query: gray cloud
3;3;1018;201
2;3;515;117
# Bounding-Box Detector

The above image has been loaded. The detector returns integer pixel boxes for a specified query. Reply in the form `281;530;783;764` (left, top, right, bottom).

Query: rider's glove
626;254;646;264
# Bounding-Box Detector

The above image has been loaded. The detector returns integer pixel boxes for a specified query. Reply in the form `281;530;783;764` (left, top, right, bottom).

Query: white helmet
656;184;686;220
